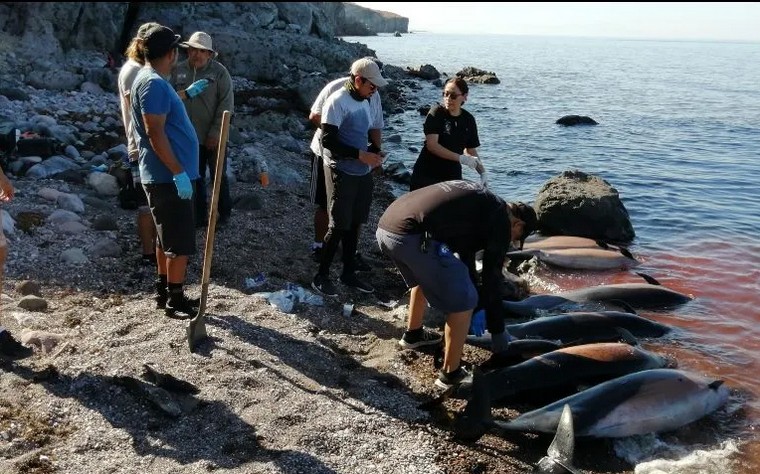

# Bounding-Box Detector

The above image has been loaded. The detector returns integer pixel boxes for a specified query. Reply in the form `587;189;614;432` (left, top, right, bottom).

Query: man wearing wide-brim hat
171;31;235;227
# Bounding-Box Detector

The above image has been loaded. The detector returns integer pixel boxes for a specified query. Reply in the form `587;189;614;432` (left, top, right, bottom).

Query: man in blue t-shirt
130;24;200;319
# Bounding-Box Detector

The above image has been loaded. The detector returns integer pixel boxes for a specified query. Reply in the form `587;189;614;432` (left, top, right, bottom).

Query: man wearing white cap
171;31;234;227
311;58;388;297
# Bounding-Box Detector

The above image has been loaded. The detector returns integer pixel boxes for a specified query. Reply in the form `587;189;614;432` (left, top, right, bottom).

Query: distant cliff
339;3;409;36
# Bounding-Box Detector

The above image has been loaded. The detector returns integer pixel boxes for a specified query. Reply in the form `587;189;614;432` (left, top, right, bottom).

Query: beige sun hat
180;31;216;53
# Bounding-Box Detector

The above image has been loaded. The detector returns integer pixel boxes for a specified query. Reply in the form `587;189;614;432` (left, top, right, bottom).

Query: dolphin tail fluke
535;404;582;474
635;272;662;286
453;367;493;442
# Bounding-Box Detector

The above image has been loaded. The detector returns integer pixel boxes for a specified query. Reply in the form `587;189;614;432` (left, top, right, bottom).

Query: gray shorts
324;164;373;231
143;182;196;257
376;228;478;313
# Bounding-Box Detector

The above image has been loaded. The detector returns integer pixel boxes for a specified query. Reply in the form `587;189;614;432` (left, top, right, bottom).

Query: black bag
16;137;57;158
109;162;140;210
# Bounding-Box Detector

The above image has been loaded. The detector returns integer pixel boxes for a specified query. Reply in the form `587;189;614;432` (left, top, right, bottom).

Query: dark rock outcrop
456;67;500;85
556;115;598;126
534;170;635;243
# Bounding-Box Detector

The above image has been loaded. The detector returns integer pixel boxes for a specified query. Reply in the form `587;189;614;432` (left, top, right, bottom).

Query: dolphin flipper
535;404;582;474
635;272;662;286
615;327;639;346
618;247;635;260
594;240;610;250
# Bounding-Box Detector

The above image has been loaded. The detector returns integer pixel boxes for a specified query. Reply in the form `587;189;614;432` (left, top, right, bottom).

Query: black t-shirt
410;104;480;190
379;180;510;330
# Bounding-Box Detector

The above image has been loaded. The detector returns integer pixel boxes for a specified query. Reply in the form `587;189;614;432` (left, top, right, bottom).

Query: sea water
343;32;760;473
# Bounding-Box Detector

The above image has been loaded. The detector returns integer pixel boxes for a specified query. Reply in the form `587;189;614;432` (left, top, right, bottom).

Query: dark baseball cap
143;25;182;60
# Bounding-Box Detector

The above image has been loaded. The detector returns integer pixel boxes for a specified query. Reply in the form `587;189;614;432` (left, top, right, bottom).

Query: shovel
187;110;232;352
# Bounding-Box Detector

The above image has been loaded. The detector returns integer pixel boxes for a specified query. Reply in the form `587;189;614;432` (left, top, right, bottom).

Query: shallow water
345;33;760;472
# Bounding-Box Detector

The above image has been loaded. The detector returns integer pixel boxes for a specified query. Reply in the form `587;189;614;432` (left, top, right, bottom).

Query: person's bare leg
442;309;473;374
156;246;167;275
166;255;188;284
407;285;428;331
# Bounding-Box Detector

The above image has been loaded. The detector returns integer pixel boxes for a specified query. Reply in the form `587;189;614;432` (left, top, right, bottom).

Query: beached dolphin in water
455;342;674;404
501;273;693;318
506;246;640;271
454;368;729;441
523;235;621;251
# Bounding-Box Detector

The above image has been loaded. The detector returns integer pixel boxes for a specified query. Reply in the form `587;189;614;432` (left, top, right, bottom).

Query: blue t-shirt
130;68;199;184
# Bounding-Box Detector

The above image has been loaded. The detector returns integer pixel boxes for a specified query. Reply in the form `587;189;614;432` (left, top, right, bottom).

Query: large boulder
534;170;635;243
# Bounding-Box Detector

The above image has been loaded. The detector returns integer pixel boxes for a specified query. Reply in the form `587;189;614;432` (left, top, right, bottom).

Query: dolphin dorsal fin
615;327;639;346
635;272;661;285
709;380;725;390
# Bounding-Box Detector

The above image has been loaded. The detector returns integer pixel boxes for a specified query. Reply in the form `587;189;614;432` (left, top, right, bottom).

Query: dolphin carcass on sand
454;368;729;442
455;342;674;404
501;273;693;318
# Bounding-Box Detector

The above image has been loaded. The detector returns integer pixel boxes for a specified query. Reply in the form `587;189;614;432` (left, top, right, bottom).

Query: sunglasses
443;90;462;99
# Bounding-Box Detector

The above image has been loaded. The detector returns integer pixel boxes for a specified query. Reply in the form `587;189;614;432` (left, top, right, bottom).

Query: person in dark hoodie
376;180;537;389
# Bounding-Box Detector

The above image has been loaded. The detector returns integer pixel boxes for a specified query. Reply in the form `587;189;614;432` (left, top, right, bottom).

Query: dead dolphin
455;368;729;441
502;274;693;317
457;342;674;404
524;235;615;251
506;311;672;344
506;247;640;271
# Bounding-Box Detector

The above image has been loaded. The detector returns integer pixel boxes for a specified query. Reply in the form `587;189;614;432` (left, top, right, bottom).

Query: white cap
350;57;388;87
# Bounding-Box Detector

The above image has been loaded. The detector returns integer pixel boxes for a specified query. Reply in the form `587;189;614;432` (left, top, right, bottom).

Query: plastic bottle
259;159;269;187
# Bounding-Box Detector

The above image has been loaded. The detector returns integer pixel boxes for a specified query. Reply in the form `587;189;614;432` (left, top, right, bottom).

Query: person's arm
368;128;382;152
143;113;184;175
0;171;14;202
308;112;321;128
481;210;511;335
206;69;234;149
425;133;463;162
322;124;383;169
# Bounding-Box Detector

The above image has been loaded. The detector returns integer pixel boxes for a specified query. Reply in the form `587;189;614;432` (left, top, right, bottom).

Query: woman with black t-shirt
409;77;486;191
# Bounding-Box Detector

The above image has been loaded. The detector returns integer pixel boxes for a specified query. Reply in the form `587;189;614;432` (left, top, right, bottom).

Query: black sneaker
0;328;33;359
398;328;442;349
165;294;200;319
353;253;372;272
435;365;473;390
312;274;338;297
340;273;374;294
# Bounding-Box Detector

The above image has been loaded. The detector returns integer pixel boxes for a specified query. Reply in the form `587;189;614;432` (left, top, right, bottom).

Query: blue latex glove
172;171;193;199
469;309;486;337
185;79;209;98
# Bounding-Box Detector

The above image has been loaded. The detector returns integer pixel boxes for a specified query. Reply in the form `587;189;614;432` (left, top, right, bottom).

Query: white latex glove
480;170;489;189
475;157;485;175
458;154;479;171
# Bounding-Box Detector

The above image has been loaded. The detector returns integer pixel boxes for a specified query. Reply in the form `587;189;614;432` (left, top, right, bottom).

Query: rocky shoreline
0;4;636;473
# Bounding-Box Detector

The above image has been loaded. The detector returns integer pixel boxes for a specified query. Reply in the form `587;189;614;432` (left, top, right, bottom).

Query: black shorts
309;153;327;209
324;165;373;231
143;182;197;257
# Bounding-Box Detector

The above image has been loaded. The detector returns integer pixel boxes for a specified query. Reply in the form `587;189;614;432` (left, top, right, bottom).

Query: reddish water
529;236;760;469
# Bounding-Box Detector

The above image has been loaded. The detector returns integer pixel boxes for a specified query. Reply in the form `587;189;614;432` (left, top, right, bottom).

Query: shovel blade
186;315;207;352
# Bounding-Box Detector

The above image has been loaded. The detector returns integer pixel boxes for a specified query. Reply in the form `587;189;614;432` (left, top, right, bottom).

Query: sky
351;2;760;42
